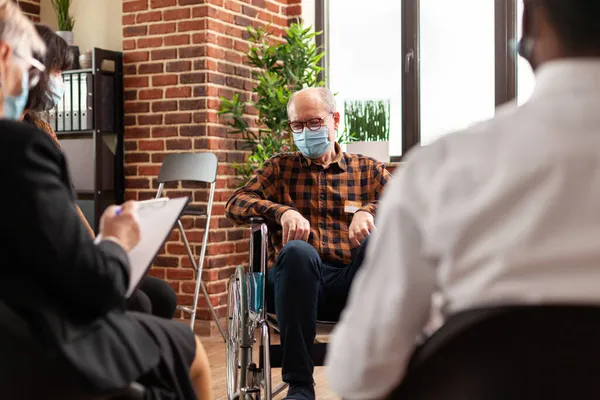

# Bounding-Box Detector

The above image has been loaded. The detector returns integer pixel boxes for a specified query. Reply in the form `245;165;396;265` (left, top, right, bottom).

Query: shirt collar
531;59;600;100
301;142;348;171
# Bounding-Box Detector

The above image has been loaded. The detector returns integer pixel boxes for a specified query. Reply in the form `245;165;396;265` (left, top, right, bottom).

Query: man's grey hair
287;87;337;116
0;0;45;59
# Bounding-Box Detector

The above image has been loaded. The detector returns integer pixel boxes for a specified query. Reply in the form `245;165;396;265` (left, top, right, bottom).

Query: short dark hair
540;0;600;52
25;24;73;112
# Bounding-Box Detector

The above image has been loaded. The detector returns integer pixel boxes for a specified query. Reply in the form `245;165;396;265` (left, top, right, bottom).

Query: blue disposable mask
3;70;29;120
46;75;65;109
293;126;332;159
509;38;534;63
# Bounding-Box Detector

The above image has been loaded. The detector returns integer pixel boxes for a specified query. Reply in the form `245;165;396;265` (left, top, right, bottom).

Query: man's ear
333;111;341;130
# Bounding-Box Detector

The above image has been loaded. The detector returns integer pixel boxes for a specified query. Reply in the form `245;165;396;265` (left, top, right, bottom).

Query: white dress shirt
326;60;600;399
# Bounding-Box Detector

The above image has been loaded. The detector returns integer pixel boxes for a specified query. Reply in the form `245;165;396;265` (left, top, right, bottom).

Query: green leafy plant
51;0;75;31
344;100;391;142
219;22;325;185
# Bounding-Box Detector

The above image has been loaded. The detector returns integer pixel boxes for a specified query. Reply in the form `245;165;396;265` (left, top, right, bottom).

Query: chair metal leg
178;221;226;341
261;321;272;399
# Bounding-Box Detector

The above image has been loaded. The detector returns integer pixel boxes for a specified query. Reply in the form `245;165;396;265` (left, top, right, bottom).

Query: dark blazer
0;120;160;391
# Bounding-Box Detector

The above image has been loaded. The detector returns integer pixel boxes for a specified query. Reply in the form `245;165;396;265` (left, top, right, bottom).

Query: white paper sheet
95;197;189;297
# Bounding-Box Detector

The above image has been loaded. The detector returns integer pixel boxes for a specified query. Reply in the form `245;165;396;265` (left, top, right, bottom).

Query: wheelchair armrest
249;216;266;224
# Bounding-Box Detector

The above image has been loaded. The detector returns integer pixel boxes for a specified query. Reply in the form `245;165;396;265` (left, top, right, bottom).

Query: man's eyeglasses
13;52;46;89
288;113;333;133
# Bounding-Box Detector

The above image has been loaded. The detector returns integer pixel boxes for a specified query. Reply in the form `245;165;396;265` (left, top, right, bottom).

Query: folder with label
95;197;190;297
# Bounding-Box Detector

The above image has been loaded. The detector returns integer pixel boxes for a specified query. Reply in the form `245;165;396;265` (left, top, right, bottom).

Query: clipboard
95;197;190;297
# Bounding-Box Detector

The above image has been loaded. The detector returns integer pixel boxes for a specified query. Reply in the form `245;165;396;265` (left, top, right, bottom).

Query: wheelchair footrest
269;342;328;368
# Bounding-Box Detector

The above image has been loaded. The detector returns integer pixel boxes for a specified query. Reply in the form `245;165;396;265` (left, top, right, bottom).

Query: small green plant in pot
51;0;75;45
344;100;391;162
219;22;325;186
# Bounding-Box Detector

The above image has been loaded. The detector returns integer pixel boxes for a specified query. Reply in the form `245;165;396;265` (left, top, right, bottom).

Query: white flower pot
346;141;389;163
56;31;74;46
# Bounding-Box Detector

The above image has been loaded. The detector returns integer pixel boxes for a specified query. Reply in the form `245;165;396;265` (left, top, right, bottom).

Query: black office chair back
0;301;144;399
389;306;600;400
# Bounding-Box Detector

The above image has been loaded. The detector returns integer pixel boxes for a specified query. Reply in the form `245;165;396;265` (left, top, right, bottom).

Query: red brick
206;46;225;59
138;140;165;151
136;10;162;23
152;126;178;137
124;51;149;64
124;90;137;101
166;137;193;149
224;50;242;63
151;48;177;61
138;63;164;74
149;22;177;35
124;64;137;75
180;72;205;84
150;0;176;8
166;60;191;72
123;39;136;51
178;20;205;32
165;87;192;98
152;74;178;86
252;0;265;7
179;46;205;58
125;101;150;114
257;10;273;23
272;15;286;26
179;99;204;111
225;1;241;12
126;177;151;189
287;4;301;17
180;125;205;137
123;25;148;37
123;0;148;13
164;8;191;21
125;127;151;139
265;1;279;13
139;88;163;100
165;114;192;125
138;114;164;125
242;5;258;18
154;256;179;267
164;34;190;46
191;5;208;18
125;153;151;164
179;0;203;4
138;37;163;48
207;0;224;6
122;14;136;25
124;76;149;88
152;101;178;112
166;268;194;280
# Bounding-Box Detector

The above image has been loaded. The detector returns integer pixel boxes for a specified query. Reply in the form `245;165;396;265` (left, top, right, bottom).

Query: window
419;0;496;146
320;0;528;157
328;0;402;155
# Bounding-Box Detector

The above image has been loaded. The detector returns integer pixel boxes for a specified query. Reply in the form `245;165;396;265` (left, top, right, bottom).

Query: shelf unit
51;48;124;232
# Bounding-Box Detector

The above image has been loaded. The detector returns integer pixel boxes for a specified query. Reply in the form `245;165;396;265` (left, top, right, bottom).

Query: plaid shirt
225;144;391;265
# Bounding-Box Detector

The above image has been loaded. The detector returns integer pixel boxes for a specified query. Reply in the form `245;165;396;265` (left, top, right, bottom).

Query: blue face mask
3;70;29;120
293;126;333;159
46;75;65;109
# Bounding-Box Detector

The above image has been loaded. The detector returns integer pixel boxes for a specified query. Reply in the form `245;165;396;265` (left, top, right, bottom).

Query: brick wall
122;0;301;334
17;0;40;21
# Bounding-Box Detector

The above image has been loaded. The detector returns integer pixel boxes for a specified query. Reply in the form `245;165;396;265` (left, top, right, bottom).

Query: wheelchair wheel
227;266;249;400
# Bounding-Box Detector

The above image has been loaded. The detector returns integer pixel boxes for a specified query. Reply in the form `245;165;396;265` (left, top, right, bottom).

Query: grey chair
156;152;225;340
0;301;145;400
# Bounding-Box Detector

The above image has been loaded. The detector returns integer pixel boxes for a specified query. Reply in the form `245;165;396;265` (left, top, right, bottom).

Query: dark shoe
284;384;315;400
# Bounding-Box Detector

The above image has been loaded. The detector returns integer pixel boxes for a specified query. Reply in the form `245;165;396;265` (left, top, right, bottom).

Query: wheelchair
226;217;331;399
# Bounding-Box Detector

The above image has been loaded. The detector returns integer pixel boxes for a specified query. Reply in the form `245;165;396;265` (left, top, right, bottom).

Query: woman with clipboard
0;3;211;399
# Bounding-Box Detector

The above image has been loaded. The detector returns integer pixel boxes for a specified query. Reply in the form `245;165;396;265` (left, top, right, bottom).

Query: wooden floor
204;336;339;399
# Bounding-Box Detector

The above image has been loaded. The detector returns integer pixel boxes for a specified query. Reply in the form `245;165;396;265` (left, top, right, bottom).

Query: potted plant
345;100;391;162
219;22;325;185
51;0;75;45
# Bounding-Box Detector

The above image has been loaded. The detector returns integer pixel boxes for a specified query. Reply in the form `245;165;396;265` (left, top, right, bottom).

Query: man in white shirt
326;0;600;398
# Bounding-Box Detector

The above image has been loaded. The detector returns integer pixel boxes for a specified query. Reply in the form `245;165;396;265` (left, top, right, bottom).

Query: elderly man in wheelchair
225;87;391;400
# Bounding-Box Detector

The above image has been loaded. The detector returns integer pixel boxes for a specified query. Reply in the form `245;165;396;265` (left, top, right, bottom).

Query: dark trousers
127;275;178;319
267;238;369;385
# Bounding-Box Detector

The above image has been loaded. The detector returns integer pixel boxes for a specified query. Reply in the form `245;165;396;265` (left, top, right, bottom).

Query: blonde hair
0;0;45;59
